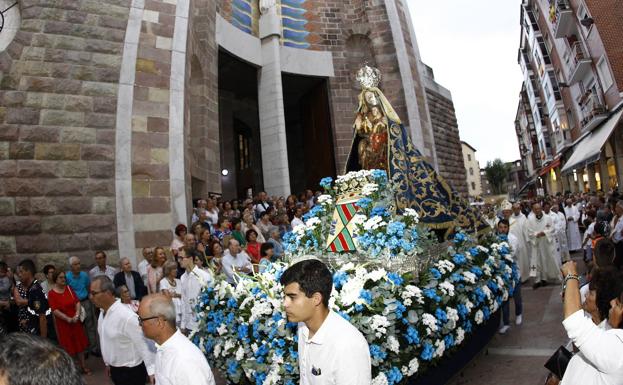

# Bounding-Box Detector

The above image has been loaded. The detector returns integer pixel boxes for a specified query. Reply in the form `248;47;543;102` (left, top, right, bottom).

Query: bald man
138;294;215;385
113;258;147;300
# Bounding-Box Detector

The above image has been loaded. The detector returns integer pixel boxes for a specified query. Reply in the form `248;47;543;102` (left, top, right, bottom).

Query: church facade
0;0;467;266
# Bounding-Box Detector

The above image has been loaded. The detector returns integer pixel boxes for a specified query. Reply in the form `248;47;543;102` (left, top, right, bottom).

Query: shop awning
561;108;623;174
539;158;561;176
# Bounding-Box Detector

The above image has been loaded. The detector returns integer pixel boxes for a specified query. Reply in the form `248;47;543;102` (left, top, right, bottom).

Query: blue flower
356;197;373;209
469;247;480;256
457;303;469;319
254;371;267;384
423;288;441;303
354;304;364;312
226;298;237;308
429;268;442;280
497;234;508;242
450;273;462;283
387;221;406;237
369;344;387;360
435;308;448;324
371;169;387;181
454;233;466;243
463;320;473;333
271;312;283;322
444;334;455;348
387;272;404;286
370;206;389;217
453;253;467;265
338;311;351;321
395;301;406;319
386;366;403;385
359;289;373;304
284;363;294;374
333;271;348;289
483;307;491;320
319;177;333;189
406;326;420;344
470;266;483;277
421;342;434;361
237;324;249;341
473;287;486;304
227;360;239;375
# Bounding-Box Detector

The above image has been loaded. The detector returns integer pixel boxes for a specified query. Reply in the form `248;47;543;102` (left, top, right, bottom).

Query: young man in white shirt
496;219;523;334
138;294;215;385
280;259;371;385
179;249;213;334
89;276;155;385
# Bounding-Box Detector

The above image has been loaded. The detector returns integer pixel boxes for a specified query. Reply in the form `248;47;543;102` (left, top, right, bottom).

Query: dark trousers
502;280;523;326
614;241;623;269
110;363;147;385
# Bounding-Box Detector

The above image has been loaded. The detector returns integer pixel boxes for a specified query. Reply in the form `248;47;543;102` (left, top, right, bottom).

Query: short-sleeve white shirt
298;310;371;385
155;330;215;385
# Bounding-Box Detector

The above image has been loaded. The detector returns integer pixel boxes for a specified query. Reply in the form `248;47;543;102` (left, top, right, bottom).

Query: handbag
68;287;87;322
544;345;573;380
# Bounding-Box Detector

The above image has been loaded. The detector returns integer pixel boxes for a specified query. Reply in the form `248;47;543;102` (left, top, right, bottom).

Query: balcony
551;0;574;38
553;129;571;154
580;92;607;132
568;41;592;84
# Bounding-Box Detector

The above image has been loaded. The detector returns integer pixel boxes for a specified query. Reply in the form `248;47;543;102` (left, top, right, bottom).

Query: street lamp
221;169;229;176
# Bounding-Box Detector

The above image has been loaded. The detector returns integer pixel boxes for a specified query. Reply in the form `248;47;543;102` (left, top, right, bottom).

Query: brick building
515;0;623;197
0;0;468;267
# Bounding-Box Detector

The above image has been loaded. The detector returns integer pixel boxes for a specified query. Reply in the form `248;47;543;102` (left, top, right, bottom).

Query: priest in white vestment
551;204;570;261
507;203;531;282
526;203;561;288
564;199;582;251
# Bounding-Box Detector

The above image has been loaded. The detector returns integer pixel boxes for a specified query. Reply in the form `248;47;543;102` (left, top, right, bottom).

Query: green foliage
484;159;511;195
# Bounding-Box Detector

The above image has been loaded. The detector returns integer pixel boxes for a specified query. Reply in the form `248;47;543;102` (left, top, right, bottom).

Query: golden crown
356;64;381;89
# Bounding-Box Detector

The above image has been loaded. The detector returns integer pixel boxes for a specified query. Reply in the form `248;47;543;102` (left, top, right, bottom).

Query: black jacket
113;271;147;300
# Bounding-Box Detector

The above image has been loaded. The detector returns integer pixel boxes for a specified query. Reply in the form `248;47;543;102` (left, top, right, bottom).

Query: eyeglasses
138;315;159;326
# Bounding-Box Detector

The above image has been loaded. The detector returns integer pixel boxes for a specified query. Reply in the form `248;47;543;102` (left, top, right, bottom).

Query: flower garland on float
192;170;519;385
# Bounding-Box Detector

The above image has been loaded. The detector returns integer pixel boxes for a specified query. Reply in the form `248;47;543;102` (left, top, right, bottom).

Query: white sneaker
515;315;523;325
498;325;510;334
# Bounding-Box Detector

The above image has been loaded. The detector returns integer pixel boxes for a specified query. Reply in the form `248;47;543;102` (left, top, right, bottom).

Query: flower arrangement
284;170;436;271
193;232;520;384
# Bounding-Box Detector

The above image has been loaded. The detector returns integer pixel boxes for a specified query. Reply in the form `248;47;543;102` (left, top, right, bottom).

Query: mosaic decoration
232;0;259;36
281;0;310;49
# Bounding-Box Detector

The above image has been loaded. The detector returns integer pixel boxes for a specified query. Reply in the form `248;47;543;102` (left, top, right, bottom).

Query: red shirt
246;242;262;264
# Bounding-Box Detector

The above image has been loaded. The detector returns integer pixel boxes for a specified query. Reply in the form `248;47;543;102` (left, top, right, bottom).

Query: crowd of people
1;187;623;384
0;190;325;385
479;190;623;384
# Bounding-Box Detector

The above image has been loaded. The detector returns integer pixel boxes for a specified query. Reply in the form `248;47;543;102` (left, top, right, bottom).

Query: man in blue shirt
66;256;100;356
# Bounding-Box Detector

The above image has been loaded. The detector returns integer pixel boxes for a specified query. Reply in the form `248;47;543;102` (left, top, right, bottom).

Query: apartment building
515;0;623;196
461;141;483;198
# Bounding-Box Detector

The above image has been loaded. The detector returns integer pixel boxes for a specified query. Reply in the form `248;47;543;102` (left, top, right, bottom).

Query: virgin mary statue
345;65;488;238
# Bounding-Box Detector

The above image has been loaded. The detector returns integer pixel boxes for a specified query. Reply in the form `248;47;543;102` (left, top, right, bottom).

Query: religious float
192;66;519;385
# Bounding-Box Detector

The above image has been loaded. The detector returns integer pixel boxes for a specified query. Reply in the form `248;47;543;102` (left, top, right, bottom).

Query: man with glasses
179;248;213;335
89;276;155;385
66;255;100;357
138;294;215;385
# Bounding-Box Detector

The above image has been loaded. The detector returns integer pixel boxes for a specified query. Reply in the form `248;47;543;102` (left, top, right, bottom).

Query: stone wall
0;0;131;269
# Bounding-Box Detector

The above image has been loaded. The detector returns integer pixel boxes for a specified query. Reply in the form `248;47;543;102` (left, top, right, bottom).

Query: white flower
371;373;389;385
217;324;228;336
249;301;272;322
464;300;474;312
434;339;445;358
483;264;492;276
293;224;306;236
367;268;387;282
474;310;484;324
403;208;419;222
455;327;465;345
362;183;379;196
305;217;321;230
421;313;438;335
213;343;222;358
462;271;477;284
446;307;459;323
363;216;385;231
351;214;367;228
439;281;455;297
436;260;456;274
402;358;419;376
235;346;245;360
386;335;400;354
481;285;492;300
339;276;365;306
317;194;333;205
370;315;391;337
401;285;424;305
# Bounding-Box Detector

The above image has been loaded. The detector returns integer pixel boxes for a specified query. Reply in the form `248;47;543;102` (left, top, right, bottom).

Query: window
597;56;614;91
469;167;474;176
471;182;476;191
467;154;471;161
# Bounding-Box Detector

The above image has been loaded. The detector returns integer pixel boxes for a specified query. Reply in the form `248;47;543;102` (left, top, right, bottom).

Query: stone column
599;152;610;191
561;171;570;193
257;7;291;197
587;165;597;192
612;128;623;189
577;170;585;193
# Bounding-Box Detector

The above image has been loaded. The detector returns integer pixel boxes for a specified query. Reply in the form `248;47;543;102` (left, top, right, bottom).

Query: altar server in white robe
565;199;582;251
526;203;561;288
506;202;531;282
543;202;562;263
551;204;570;262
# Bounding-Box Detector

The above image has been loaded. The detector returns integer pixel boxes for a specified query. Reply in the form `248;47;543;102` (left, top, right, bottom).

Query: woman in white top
205;199;219;227
560;261;623;385
159;261;182;327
